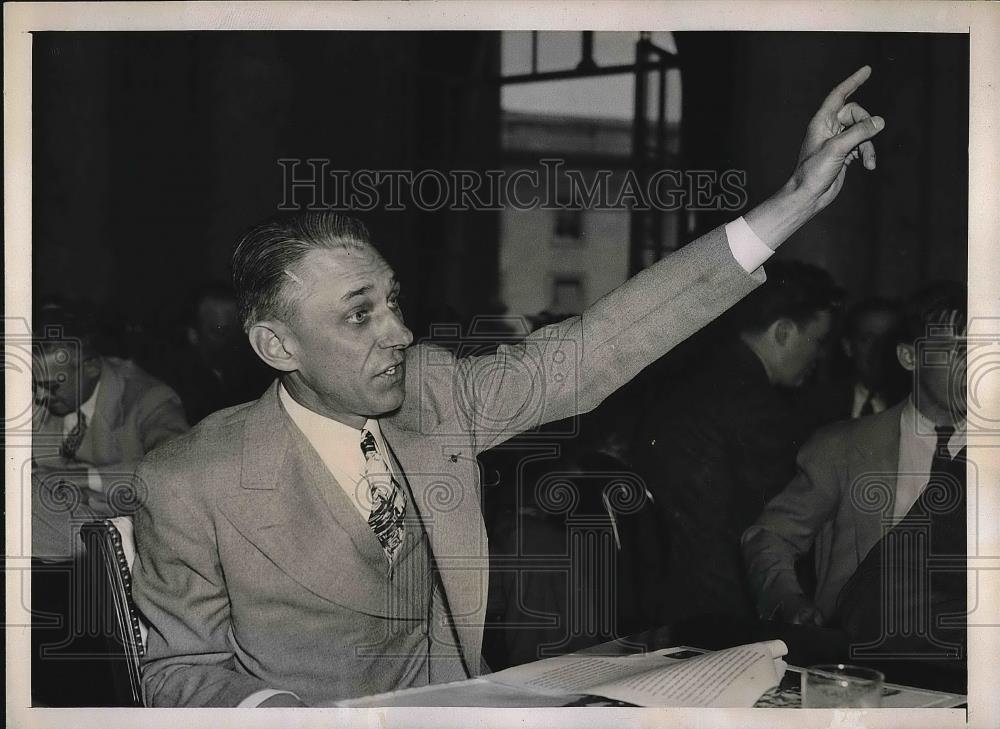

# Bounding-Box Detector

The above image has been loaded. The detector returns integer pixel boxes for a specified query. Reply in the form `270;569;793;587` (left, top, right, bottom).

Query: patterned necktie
61;410;88;459
360;429;406;561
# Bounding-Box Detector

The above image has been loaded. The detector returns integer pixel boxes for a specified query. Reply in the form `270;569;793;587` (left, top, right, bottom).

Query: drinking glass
801;664;884;708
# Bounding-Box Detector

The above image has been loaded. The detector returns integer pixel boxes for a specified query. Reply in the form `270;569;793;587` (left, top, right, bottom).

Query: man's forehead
293;245;392;288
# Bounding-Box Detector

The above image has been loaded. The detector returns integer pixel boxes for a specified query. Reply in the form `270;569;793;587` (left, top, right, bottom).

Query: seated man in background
32;302;189;526
798;296;905;431
31;302;189;706
634;261;843;622
742;282;966;630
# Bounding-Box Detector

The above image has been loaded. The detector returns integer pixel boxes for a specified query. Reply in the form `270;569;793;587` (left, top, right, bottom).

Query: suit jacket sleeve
741;431;843;620
90;384;189;516
30;473;99;560
132;458;272;706
423;226;763;455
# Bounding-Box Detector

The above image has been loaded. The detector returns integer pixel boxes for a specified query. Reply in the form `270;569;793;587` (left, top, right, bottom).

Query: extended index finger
817;65;872;117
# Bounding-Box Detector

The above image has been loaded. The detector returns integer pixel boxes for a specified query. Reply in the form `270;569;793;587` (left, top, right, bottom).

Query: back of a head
730;260;844;335
231;211;373;333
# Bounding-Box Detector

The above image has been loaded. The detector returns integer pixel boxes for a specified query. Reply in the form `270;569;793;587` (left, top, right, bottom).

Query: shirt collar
902;396;966;456
277;382;384;471
79;377;101;422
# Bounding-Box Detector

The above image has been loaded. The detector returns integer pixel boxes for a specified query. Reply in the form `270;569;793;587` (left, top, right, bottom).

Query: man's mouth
377;362;404;379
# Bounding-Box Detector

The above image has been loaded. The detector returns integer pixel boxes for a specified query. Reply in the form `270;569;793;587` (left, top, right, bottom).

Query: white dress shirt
892;398;967;523
62;378;101;437
62;379;104;492
850;382;887;419
278;383;395;521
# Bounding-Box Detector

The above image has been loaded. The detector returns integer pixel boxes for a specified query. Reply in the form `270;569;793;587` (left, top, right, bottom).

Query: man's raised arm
442;66;885;453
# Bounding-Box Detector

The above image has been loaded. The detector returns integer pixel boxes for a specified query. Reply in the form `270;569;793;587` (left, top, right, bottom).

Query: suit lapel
217;382;402;616
77;359;126;465
850;402;903;561
383;420;488;672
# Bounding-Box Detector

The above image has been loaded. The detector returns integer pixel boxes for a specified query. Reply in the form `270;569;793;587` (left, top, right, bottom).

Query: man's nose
382;312;414;350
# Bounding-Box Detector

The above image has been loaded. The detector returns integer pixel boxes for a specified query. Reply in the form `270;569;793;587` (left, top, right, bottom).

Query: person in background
30;301;189;706
32;302;189;525
798;296;905;431
742;282;966;633
166;282;272;424
635;261;843;623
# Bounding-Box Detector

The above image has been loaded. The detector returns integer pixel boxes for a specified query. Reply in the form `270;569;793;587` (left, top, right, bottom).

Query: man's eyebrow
341;276;400;302
341;284;373;302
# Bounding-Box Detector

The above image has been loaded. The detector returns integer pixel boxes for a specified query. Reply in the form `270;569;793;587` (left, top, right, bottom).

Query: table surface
577;615;967;696
337;617;967;708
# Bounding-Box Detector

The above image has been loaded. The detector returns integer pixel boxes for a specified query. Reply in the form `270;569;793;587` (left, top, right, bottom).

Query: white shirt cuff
86;466;103;493
238;689;301;708
725;216;774;276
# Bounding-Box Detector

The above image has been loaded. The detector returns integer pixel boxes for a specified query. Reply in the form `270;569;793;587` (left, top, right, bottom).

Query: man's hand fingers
818;65;872;117
827;114;885;161
837;101;871;129
837;103;878;169
859;139;877;170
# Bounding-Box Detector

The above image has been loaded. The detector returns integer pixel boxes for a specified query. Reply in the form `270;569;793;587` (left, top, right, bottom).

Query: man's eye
347;310;369;325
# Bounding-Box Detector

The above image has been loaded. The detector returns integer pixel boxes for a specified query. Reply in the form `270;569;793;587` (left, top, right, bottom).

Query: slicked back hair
232;212;373;332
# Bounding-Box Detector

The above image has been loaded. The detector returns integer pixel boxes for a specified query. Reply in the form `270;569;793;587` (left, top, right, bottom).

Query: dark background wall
33;31;967;334
33;31;503;334
677;31;968;299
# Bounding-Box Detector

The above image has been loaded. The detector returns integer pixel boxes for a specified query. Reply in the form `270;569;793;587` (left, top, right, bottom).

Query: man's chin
369;387;406;417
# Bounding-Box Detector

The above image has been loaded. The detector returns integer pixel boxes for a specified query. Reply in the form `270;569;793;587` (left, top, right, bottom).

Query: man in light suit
30;304;188;706
742;282;967;628
31;304;189;556
132;67;885;707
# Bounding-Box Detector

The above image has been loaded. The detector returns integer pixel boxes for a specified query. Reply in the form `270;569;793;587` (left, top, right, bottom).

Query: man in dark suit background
743;282;967;637
634;261;843;623
130;67;886;707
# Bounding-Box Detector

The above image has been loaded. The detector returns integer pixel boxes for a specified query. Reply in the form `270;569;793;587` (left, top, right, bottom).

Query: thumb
827;115;885;159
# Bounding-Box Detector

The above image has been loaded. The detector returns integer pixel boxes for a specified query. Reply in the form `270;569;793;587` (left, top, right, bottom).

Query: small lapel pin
449;453;459;463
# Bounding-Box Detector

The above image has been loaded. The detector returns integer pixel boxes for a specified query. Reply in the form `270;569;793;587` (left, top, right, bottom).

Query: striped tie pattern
360;430;406;560
61;410;88;459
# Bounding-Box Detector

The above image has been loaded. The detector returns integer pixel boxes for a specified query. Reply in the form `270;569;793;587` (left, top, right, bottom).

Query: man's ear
248;322;298;373
896;343;916;372
185;326;199;347
772;318;795;347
